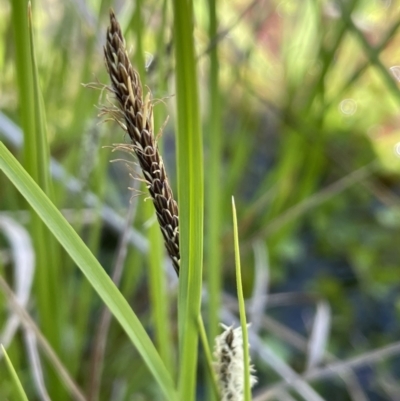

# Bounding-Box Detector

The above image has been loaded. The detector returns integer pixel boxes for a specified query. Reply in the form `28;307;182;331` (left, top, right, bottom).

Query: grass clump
2;1;400;400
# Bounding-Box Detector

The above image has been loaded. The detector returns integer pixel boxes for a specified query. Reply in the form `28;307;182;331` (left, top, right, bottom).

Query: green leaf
0;143;178;401
232;197;251;401
12;3;62;376
1;345;29;401
172;0;204;399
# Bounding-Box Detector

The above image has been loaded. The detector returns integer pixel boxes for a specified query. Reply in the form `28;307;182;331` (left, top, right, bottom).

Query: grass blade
172;0;204;399
206;0;223;347
1;344;29;401
0;142;178;401
232;197;251;401
11;5;64;397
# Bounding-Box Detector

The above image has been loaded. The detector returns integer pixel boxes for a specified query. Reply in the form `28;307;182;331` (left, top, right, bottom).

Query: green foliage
0;143;177;400
2;0;400;399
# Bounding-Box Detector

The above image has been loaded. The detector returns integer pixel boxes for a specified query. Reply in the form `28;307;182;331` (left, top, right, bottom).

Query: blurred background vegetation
1;0;400;400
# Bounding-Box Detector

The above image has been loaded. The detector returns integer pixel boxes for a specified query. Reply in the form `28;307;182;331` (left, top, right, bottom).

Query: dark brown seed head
104;10;180;275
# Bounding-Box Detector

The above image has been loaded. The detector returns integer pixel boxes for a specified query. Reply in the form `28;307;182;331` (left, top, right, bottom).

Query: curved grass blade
1;344;29;401
0;142;178;401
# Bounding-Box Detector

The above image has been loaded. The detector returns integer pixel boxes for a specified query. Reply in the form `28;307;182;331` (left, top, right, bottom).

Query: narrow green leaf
205;1;222;397
232;197;251;401
206;0;222;348
0;143;178;401
172;0;204;399
27;3;52;195
12;5;63;391
1;345;29;401
11;0;35;168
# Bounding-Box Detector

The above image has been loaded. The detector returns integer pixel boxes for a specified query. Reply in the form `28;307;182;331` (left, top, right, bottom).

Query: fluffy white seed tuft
213;324;257;401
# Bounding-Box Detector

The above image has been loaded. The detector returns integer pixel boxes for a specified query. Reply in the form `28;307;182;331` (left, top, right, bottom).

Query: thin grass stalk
12;3;64;398
232;197;251;401
151;0;175;374
11;0;35;168
206;0;223;398
206;0;222;345
27;0;63;356
28;12;52;197
171;0;204;399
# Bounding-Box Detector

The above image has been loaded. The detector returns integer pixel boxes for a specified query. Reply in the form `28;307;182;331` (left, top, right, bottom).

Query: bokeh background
2;0;400;400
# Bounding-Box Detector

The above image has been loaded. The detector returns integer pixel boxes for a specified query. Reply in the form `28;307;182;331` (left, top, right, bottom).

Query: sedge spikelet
213;324;257;401
104;10;180;274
